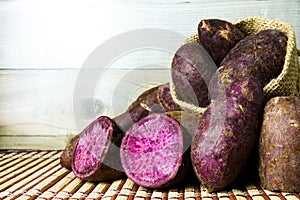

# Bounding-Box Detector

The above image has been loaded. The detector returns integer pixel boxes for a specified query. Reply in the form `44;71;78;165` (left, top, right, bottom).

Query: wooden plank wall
0;0;299;149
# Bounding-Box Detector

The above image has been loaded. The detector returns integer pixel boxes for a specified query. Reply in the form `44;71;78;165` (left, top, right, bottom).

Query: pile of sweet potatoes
60;18;299;193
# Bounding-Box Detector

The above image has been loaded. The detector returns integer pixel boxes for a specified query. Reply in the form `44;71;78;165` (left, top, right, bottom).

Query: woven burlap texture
170;16;300;114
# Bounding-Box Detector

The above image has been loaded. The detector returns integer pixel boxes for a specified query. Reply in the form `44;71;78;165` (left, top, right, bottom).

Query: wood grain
0;0;299;149
0;69;169;149
0;0;299;69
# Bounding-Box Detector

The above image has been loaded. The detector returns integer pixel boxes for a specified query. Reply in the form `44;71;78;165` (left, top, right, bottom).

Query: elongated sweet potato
209;29;287;99
171;42;217;107
72;116;125;182
191;77;264;192
120;113;191;188
259;96;300;192
198;19;245;66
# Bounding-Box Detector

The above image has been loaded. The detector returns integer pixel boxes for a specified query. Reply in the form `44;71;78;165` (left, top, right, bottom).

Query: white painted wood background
0;0;299;149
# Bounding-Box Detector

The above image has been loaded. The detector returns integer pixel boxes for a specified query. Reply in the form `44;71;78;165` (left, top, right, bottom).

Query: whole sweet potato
120;113;191;188
191;77;264;192
209;29;287;99
198;19;245;66
171;42;217;107
259;96;300;192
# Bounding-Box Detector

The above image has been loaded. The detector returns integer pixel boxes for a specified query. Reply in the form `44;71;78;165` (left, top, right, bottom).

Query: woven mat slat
183;185;195;200
200;184;215;200
15;167;70;199
101;179;127;200
0;151;59;191
0;159;61;198
68;181;96;199
151;188;169;200
245;184;268;200
0;151;40;177
0;151;57;180
0;150;299;200
0;152;18;163
217;191;230;199
132;185;150;199
168;188;181;200
115;178;136;200
0;152;30;168
35;170;75;200
52;176;85;199
2;165;62;200
86;181;111;199
232;188;248;200
281;192;300;200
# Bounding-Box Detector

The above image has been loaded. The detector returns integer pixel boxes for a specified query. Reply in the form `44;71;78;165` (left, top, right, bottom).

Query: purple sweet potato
61;87;161;171
198;19;245;66
72;116;125;182
166;111;201;138
60;135;80;170
259;96;300;192
120;113;191;188
61;85;178;173
114;83;183;132
209;29;287;100
191;77;264;192
171;42;217;107
114;86;165;132
157;83;180;111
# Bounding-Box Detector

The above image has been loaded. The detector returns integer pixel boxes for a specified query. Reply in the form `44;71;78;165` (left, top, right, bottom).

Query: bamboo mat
0;150;299;200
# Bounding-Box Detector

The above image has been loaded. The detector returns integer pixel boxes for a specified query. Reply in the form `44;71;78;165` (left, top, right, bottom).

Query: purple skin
198;19;245;66
171;42;217;107
114;86;165;132
209;29;287;100
166;111;201;138
72;116;125;182
157;83;181;111
60;135;80;170
259;96;300;192
191;77;264;192
121;113;190;188
61;85;177;172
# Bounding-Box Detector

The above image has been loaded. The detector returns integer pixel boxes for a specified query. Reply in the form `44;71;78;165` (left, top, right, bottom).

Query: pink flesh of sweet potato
72;116;124;181
120;113;187;188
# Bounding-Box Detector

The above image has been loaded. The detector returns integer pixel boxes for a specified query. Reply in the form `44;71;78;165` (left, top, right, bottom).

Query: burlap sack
170;16;300;114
